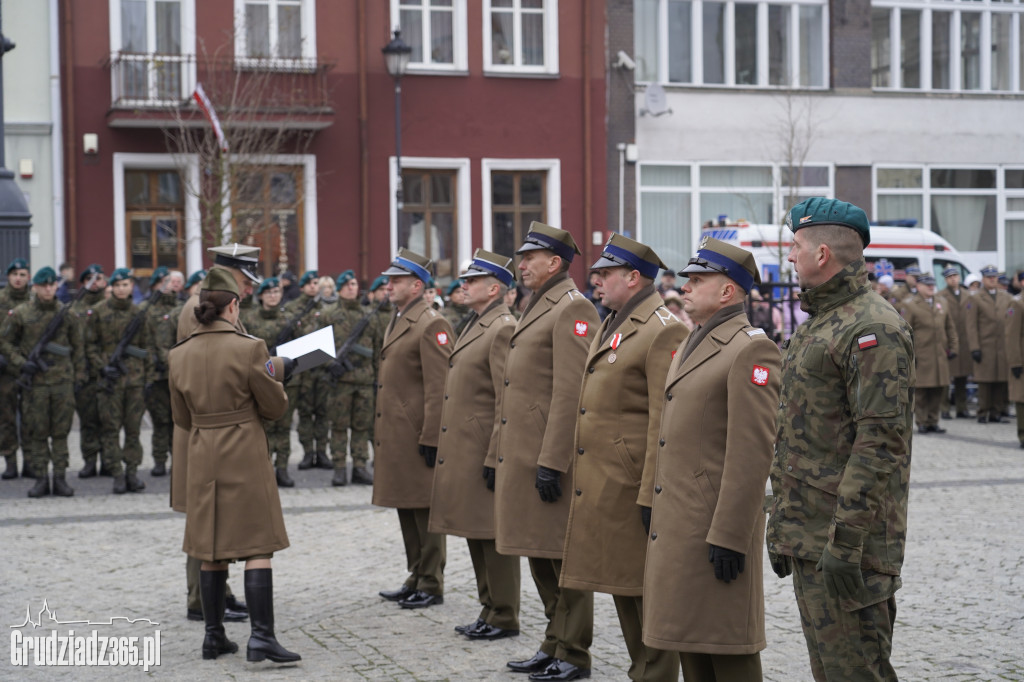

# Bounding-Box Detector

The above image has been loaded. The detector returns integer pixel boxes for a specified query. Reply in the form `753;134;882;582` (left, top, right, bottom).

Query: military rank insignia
265;359;276;376
751;365;769;386
574;321;589;337
858;333;879;350
436;332;449;345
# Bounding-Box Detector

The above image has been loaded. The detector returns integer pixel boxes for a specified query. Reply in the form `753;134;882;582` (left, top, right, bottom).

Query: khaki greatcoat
899;293;958;388
1004;297;1024;402
937;285;971;378
491;276;600;559
559;291;687;595
428;303;516;538
371;298;453;509
168;319;289;561
643;311;780;655
965;289;1014;382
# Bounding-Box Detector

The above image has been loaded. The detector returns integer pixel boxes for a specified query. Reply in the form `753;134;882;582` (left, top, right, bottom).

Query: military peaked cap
679;236;760;293
590;233;667;279
515;221;581;263
460;249;516;287
381;248;434;284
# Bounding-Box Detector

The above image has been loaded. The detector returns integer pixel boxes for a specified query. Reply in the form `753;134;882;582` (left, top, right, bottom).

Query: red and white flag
193;83;228;152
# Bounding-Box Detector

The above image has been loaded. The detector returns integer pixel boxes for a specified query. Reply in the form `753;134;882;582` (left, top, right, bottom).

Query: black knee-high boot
200;569;238;660
244;568;301;663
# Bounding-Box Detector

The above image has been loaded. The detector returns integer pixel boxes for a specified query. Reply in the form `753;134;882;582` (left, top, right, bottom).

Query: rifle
273;293;322;351
17;274;98;391
98;287;162;393
328;297;386;384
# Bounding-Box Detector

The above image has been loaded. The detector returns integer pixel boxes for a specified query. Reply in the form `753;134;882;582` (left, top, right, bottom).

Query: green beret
149;266;169;287
108;268;132;284
186;269;207;288
201;267;240;297
33;266;58;285
299;270;318;287
445;279;463;296
786;197;871;247
369;275;389;292
78;263;104;283
336;269;355;289
7;258;28;274
257;276;281;296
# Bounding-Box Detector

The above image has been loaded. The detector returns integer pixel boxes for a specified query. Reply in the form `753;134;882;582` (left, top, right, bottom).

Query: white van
700;221;971;289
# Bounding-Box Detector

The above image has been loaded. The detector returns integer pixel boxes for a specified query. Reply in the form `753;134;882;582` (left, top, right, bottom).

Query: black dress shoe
276;468;295;487
351;466;374;485
991;416;1008;424
398;590;443;609
379;584;416;602
225;594;247;614
978;416;989;424
297;452;316;470
224;605;248;622
465;623;519;640
957;411;972;419
151;461;167;477
941;411;952;420
508;651;555;673
529;659;591;681
918;425;929;434
454;617;484;634
929;425;947;434
187;608;203;621
78;462;97;479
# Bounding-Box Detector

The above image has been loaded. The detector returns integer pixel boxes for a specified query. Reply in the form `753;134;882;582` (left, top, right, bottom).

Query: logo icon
751;365;769;386
436;332;449;345
574;321;589;337
265;359;275;376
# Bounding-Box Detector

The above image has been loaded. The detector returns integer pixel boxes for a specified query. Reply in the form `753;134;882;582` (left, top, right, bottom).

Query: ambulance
700;220;972;289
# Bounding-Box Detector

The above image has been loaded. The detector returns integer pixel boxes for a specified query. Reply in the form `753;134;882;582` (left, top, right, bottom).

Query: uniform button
501;417;507;424
438;458;444;464
441;426;447;432
659;438;665;446
655;485;662;494
449;362;453;368
575;489;581;496
510;341;516;348
587;367;594;374
444;394;448;400
666;393;673;400
504;379;509;386
376;413;381;417
580;407;586;415
787;465;793;472
498;456;503;463
577;448;584;455
375;441;380;446
650;532;658;540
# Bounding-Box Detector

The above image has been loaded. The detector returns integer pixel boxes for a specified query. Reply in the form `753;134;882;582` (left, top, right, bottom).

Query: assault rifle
327;298;386;385
17;274;99;391
274;293;322;351
98;287;162;393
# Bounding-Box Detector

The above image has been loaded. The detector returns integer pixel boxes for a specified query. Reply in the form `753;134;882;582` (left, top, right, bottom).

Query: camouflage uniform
143;292;181;468
282;293;329;464
87;295;154;482
0;284;29;476
442;302;474;338
767;259;914;682
70;289;108;472
0;297;86;478
246;306;297;470
324;298;383;472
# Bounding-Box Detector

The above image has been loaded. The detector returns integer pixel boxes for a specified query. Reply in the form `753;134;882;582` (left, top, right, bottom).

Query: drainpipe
581;0;592;270
50;0;66;266
357;0;369;283
61;0;75;269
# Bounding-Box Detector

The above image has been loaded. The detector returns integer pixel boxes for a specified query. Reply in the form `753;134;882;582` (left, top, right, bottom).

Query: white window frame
872;0;1023;93
638;0;829;89
112;153;202;272
234;0;318;70
391;0;468;73
108;0;196;106
388;157;472;271
480;158;561;251
483;0;560;76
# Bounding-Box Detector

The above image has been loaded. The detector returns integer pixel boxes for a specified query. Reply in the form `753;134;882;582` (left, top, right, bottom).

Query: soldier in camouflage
442;280;474;338
245;277;297;487
0;266;87;498
70;264;108;479
324;270;383;486
0;258;30;480
286;270;331;471
766;198;914;682
87;268;154;493
143;267;182;476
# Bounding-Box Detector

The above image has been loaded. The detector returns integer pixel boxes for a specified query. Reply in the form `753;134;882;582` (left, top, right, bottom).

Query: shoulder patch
265;359;275;377
752;365;770;385
857;333;878;350
746;328;766;337
574;320;589;337
436;332;449;346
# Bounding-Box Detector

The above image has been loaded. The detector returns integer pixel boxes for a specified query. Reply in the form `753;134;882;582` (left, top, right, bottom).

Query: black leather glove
535;466;562;503
281;357;296;382
640;506;652;535
1013;366;1023;380
100;364;122;381
817;548;865;601
419;444;437;468
708;544;746;583
483;465;495;491
328;361;346;380
768;549;793;579
972;350;982;363
155;359;167;374
21;360;40;377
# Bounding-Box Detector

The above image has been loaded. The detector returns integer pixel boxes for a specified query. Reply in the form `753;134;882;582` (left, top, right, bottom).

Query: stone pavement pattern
0;417;1022;680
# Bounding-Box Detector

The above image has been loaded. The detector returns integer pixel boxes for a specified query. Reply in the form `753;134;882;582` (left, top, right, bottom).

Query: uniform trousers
24;383;75;476
977;381;1008;419
466;538;521;630
914;386;943;428
265;383;298;469
612;594;679;681
74;380;103;466
397;508;446;595
329;382;374;468
98;384;144;477
186;555;235;611
528;557;594;670
0;373;21;471
1014;403;1024;445
297;367;330;455
145;379;173;465
792;557;898;682
679;652;762;682
941;376;968;414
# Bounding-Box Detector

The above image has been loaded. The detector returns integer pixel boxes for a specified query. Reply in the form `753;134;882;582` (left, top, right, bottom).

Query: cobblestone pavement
1;414;1022;680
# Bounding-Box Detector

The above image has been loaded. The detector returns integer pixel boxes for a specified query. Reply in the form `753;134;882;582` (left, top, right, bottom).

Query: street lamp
382;29;412;237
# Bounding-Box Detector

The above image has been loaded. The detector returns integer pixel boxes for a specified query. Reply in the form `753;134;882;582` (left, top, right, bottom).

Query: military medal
609;333;622;363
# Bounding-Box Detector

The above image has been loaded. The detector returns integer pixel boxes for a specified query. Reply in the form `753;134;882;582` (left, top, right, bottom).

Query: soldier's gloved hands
768;549;793;579
281;357;296;382
328;361;346;380
535;466;562;503
971;350;983;363
21;360;40;377
155;359;167;373
947;351;957;360
640;506;652;535
100;365;122;381
708;544;746;583
816;549;865;602
419;444;437;468
1013;366;1023;380
483;465;495;491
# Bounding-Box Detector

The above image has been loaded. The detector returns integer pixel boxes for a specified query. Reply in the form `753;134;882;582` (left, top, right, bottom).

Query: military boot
22;460;36;479
351;466;374;485
243;569;301;663
315;452;333;470
331;468;347;487
200;570;238;660
113;475;128;494
297;451;316;470
126;472;146;492
27;475;50;498
51;473;74;497
78;460;98;478
2;456;17;480
275;468;294;488
151;461;167;477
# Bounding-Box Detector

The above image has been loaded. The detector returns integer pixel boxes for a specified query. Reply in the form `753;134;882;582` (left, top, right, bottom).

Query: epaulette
565;289;584;301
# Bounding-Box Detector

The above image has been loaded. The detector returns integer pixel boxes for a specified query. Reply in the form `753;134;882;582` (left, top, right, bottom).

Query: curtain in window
641;192;692;271
768;5;790;85
900;9;920;88
878;195;924;226
800;5;823;86
278;4;302;58
430;6;454;63
703;2;725;84
960;12;981;90
736;3;758;85
491;11;514;64
700;192;773;225
122;0;147;52
246;3;271;58
931;195;996;251
636;0;660;81
871;8;890;87
522;10;545;66
668;0;693;83
154;1;182;98
992;13;1012;91
931;11;950;89
1006;220;1024;275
